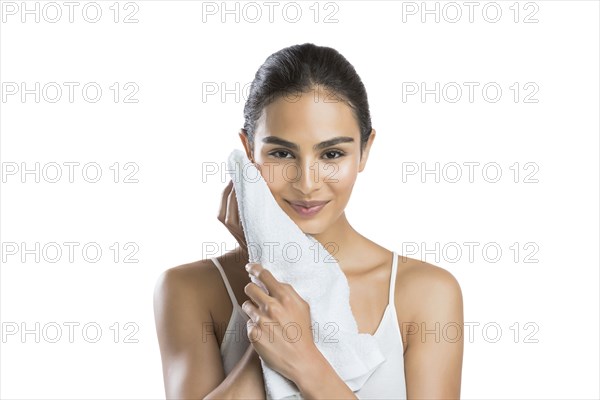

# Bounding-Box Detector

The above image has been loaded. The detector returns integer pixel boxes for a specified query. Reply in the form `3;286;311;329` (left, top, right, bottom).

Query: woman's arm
292;347;357;399
153;264;266;400
401;263;464;399
205;344;266;400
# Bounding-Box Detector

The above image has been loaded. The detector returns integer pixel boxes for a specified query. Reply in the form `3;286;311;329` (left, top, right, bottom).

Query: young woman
154;43;464;399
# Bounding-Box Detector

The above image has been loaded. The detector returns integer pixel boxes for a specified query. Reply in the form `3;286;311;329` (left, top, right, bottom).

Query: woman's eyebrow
262;136;354;151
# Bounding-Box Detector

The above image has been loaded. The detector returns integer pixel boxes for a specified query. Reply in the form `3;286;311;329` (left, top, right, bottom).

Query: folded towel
226;149;385;399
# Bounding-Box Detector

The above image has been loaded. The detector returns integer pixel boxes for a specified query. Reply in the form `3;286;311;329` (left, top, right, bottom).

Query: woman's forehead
255;92;361;141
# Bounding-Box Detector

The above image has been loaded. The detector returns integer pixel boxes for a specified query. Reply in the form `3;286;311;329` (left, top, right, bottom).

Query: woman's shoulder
396;256;461;288
156;258;218;287
153;257;235;398
395;255;463;320
154;251;248;308
153;257;225;311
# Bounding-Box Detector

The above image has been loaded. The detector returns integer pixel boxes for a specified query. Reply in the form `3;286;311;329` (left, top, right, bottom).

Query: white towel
226;148;385;400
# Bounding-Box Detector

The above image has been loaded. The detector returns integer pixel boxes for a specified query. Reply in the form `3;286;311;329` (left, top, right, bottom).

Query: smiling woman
245;88;365;237
153;43;464;400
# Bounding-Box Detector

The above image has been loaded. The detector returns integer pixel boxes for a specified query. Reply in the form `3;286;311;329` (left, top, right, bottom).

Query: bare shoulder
154;260;229;309
153;258;227;398
395;256;462;292
392;256;464;397
394;256;463;322
153;258;220;304
152;257;224;345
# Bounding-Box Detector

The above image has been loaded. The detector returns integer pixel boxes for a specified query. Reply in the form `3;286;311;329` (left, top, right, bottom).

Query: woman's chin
294;220;324;236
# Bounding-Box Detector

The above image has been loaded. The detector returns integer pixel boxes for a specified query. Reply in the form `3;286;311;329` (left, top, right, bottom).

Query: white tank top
210;251;407;399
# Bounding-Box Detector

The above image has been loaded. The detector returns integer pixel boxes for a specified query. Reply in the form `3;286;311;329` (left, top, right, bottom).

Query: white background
1;1;598;399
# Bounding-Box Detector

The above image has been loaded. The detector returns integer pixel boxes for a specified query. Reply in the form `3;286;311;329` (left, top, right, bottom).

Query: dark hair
242;43;372;158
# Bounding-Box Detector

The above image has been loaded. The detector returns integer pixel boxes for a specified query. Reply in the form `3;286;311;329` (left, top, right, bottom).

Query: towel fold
226;148;385;399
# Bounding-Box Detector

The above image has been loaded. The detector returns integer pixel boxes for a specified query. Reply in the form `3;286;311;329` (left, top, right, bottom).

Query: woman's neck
309;212;371;272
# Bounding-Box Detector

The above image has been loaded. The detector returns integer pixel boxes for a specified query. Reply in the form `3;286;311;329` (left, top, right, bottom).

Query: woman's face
241;88;375;235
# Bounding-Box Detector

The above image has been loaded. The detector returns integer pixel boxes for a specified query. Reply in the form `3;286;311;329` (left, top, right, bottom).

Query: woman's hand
217;179;248;259
242;263;319;386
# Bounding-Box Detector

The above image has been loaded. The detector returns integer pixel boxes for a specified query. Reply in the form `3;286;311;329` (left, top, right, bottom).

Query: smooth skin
154;87;464;399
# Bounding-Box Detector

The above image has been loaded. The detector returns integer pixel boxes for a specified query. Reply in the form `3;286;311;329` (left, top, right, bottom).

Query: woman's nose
290;160;322;194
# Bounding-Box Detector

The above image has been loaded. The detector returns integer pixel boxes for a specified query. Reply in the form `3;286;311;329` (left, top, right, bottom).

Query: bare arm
402;264;464;399
205;344;265;400
153;265;266;400
293;347;358;400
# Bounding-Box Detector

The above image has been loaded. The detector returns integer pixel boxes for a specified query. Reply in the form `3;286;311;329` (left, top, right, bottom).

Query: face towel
226;148;385;399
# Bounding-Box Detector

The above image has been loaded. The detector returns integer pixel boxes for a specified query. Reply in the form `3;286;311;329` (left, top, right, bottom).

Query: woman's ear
239;129;254;162
358;129;376;173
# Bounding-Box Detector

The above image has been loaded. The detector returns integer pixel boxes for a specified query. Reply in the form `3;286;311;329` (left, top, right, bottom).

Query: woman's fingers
229;186;241;228
217;179;249;258
244;281;271;307
241;299;259;321
217;180;233;222
225;186;237;226
222;180;241;232
246;265;286;300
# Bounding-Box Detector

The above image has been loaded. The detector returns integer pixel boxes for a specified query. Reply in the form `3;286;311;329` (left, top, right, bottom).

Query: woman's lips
285;200;329;217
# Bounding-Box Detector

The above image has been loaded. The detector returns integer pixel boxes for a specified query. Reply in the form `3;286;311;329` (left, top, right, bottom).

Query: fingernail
245;263;251;272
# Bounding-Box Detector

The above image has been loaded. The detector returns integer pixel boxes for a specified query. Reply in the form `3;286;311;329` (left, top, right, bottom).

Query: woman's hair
242;42;372;159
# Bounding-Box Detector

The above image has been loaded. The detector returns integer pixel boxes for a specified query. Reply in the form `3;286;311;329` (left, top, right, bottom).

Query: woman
154;43;464;399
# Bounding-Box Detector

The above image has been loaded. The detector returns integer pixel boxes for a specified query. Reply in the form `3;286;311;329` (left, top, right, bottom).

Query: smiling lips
285;200;330;217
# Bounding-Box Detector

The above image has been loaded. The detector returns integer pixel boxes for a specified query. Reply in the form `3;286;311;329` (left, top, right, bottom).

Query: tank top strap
210;257;241;310
388;251;399;306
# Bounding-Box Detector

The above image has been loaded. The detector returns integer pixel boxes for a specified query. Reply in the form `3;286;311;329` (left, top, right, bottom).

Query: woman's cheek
324;161;357;192
261;164;288;192
256;161;279;185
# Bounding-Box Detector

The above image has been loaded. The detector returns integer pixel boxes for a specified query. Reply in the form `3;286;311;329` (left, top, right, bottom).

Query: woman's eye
323;150;345;160
269;150;292;159
268;150;345;159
